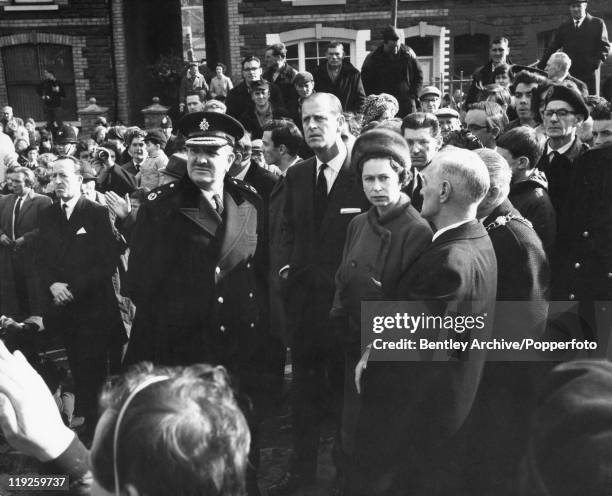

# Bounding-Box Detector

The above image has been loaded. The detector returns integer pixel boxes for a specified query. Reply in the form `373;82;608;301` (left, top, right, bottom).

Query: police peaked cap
177;111;245;148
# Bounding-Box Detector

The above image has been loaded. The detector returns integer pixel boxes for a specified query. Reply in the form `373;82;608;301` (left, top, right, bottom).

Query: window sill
282;0;345;5
4;4;59;10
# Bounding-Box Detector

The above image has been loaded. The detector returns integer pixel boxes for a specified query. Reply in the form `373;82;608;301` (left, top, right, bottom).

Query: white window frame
266;24;370;71
281;0;345;6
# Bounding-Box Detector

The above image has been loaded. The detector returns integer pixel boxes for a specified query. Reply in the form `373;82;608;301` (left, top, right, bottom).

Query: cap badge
199;118;210;131
147;192;158;201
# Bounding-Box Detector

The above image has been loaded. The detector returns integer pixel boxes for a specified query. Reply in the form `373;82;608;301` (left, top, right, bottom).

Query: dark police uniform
123;112;266;378
123;112;266;496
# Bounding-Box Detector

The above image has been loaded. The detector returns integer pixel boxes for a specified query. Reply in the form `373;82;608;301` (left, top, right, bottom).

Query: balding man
545;52;589;96
269;92;369;495
351;147;497;496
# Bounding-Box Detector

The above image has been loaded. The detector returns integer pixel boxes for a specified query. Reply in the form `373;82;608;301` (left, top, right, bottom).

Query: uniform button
582;231;589;238
218;296;224;304
246;263;251;269
249;292;253;298
170;183;175;188
350;260;357;268
608;273;612;279
569;294;575;300
250;322;255;328
215;266;221;275
220;325;226;332
574;262;581;269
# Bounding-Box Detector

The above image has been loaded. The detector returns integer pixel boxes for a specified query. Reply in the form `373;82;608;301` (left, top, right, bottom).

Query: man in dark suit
401;112;443;211
268;93;369;495
0;167;52;329
263;120;304;348
350;147;497;496
38;156;126;431
123;112;265;496
537;0;610;94
120;129;148;176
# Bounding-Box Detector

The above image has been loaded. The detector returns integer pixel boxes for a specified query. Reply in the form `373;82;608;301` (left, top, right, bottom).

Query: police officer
123;112;265;495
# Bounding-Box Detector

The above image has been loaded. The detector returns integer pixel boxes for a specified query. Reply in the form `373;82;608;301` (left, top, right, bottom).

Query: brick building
1;0;610;126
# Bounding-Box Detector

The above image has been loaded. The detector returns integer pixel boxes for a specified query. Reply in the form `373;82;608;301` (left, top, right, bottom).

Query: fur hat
351;128;411;176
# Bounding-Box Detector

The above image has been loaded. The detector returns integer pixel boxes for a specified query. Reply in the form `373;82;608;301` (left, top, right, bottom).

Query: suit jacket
313;61;366;113
124;175;267;376
353;220;498;495
0;190;52;318
121;160;140;177
279;150;370;347
465;58;513;107
538;13;610;80
38;197;125;344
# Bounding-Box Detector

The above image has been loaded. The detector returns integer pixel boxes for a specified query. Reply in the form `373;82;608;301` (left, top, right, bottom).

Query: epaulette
145;180;180;202
228;176;260;196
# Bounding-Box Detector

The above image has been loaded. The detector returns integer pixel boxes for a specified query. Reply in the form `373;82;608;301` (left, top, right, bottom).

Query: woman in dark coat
330;128;432;473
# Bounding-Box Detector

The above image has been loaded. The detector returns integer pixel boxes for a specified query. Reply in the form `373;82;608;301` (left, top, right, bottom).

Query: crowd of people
0;1;612;494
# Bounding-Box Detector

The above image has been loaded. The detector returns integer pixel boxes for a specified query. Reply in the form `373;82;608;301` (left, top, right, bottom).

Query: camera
92;148;110;161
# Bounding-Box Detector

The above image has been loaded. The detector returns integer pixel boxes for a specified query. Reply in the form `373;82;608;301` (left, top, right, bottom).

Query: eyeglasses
543;109;576;118
243;66;260;72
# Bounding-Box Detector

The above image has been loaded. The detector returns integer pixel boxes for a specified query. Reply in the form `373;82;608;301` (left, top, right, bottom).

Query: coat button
249;292;253;298
246;263;251;269
215;266;221;275
250;322;255;328
574;262;581;269
582;231;589;238
569;294;575;300
218;296;224;304
608;273;612;279
220;325;226;332
350;260;357;268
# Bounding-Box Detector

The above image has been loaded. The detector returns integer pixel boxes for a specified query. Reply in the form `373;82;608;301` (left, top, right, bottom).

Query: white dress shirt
60;195;80;221
315;143;347;194
432;219;472;243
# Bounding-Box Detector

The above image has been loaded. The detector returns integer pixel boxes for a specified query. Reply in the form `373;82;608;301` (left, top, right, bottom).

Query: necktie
314;164;328;231
575;20;580;30
12;197;22;240
62;203;69;221
213;194;224;216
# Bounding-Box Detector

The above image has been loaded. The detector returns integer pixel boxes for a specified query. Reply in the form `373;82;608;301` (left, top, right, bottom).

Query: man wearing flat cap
537;0;610;94
124;112;265;495
361;25;424;117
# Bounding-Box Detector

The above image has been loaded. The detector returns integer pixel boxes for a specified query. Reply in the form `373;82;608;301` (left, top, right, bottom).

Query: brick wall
233;0;612;88
0;0;114;123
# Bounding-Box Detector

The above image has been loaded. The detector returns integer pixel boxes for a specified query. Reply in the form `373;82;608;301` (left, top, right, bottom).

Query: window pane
304;41;317;58
305;59;319;74
286;44;298;59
